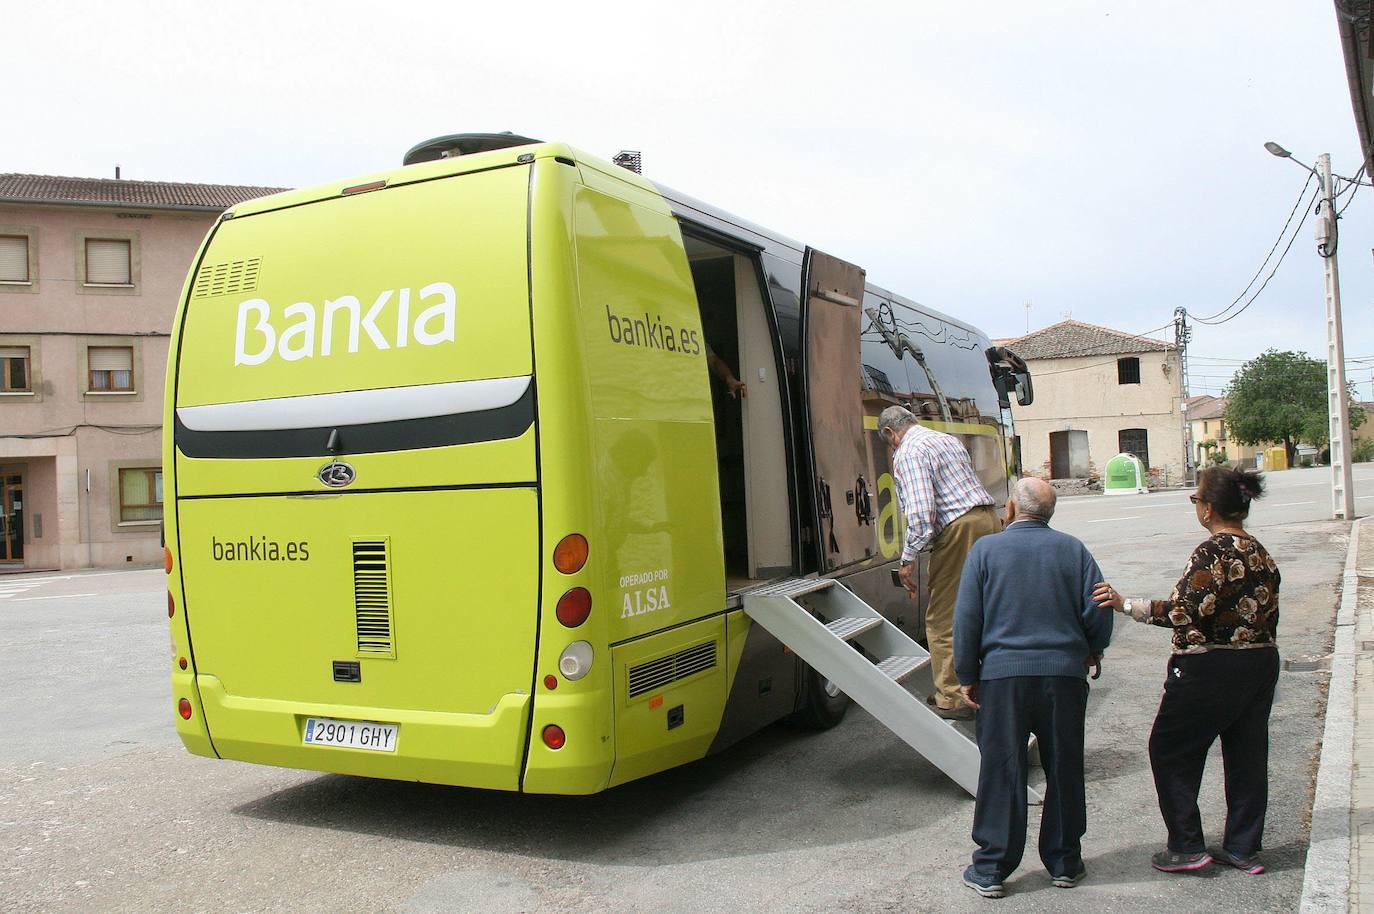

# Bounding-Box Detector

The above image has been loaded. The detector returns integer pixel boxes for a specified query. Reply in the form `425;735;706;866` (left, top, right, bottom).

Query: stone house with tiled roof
995;319;1186;484
0;173;286;570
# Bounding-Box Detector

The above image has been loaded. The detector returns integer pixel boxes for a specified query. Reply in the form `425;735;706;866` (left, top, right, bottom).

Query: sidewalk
1356;519;1374;913
1301;515;1373;913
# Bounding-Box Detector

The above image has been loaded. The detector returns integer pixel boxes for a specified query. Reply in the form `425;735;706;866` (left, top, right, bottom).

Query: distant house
1357;401;1374;460
0;172;284;570
996;319;1185;483
1184;395;1262;468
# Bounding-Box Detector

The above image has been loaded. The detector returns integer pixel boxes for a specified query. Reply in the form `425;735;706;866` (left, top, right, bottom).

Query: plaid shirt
892;424;995;562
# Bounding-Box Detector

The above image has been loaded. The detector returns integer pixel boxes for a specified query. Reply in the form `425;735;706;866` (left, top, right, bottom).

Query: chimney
115;165;121;180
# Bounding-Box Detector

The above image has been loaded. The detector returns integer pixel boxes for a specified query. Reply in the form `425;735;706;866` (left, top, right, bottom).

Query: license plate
303;717;398;752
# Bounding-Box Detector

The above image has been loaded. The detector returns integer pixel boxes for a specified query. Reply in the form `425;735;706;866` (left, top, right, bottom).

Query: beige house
0;173;281;570
998;319;1186;484
1184;394;1262;468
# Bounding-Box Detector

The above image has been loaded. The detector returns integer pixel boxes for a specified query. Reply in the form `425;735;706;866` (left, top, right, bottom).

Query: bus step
743;576;1041;805
874;654;927;683
824;616;884;641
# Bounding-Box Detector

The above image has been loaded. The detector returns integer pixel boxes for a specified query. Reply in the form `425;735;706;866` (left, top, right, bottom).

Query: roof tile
999;319;1174;361
0;172;286;211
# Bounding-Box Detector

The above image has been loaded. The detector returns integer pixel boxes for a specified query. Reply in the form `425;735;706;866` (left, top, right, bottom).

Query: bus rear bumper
188;675;531;791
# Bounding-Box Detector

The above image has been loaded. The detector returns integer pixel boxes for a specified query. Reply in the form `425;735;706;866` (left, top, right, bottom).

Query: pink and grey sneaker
1151;850;1213;873
1215;849;1265;875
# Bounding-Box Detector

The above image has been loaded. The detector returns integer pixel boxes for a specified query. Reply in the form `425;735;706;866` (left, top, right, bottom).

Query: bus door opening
682;233;792;595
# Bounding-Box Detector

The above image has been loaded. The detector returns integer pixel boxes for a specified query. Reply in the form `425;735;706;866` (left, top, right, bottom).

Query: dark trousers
971;676;1088;879
1148;647;1279;855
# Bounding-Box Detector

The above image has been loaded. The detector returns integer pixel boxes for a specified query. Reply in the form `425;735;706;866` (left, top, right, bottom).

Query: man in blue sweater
954;477;1113;899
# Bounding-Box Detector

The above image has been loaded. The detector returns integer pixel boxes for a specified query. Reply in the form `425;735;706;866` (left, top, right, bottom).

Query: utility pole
1316;153;1356;520
1175;306;1194;483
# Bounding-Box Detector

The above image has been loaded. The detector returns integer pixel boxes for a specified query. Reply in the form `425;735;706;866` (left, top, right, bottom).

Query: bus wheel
791;666;850;730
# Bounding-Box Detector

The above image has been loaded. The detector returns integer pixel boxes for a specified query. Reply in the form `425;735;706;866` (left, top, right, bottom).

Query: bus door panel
799;248;873;572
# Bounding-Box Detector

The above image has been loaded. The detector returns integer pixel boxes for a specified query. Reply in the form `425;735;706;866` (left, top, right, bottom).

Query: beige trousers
926;505;1002;709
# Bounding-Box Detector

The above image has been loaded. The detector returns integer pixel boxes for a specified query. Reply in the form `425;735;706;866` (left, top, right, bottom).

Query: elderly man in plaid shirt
878;405;999;720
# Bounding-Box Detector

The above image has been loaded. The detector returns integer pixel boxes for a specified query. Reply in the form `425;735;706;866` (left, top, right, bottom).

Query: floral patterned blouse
1124;532;1280;654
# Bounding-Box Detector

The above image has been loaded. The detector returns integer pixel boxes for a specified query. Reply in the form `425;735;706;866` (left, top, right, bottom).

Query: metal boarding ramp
743;577;1042;804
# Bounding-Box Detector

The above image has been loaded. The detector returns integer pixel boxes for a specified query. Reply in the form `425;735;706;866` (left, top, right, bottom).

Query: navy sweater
954;519;1113;684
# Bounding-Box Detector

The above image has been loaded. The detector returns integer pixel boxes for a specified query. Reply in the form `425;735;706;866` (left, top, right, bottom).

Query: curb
1299;516;1367;914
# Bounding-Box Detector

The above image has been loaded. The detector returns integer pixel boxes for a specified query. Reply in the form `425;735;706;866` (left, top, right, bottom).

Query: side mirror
1014;370;1033;406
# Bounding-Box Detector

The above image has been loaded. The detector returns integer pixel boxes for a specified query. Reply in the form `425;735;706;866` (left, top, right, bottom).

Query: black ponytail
1196;466;1265;521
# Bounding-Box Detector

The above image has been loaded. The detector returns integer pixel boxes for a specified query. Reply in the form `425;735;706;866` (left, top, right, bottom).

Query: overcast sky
8;1;1374;399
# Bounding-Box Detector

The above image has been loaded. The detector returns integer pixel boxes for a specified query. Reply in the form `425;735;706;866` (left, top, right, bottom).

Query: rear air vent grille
627;641;717;699
192;257;261;298
352;539;394;656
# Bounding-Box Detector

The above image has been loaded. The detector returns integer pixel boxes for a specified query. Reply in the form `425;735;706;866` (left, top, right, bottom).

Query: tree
1225;350;1366;465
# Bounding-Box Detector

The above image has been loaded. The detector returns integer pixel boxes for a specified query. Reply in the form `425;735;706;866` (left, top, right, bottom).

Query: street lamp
1263;141;1356;520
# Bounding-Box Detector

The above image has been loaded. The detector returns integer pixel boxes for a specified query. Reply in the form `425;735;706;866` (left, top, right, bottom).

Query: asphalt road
1052;463;1374;544
0;465;1365;913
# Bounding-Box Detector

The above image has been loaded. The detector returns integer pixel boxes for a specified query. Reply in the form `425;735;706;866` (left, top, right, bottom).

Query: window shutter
88;347;133;371
86;239;131;285
0;236;28;282
0;346;28;360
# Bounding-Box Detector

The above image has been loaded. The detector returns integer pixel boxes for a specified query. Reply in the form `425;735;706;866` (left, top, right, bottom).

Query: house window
0;347;30;392
119;467;163;523
85;239;132;286
1117;357;1141;384
88;346;134;391
0;235;29;283
1119;428;1150;467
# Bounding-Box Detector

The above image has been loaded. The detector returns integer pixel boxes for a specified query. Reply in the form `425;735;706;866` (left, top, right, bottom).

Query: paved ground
1352;522;1374;913
0;465;1368;912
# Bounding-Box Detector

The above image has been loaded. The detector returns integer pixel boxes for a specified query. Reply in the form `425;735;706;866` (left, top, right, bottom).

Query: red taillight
179;657;188;670
167;592;175;618
556;588;592;627
178;698;192;720
164;547;173;574
553;534;589;574
543;674;558;690
542;724;566;750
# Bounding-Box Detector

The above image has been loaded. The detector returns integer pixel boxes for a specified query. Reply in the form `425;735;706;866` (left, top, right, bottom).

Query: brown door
1;473;22;563
799;248;874;572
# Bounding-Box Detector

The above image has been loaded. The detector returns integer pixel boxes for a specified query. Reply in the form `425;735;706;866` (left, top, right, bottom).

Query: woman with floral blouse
1094;466;1279;877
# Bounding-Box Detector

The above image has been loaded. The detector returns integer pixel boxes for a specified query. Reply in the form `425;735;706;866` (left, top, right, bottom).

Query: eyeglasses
1188;494;1201;504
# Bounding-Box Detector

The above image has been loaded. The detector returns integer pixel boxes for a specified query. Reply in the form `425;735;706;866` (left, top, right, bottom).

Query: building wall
0;202;217;569
1011;350;1187;484
1189;416;1262;468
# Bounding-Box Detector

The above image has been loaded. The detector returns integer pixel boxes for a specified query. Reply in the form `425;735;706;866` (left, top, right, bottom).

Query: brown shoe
935;704;975;721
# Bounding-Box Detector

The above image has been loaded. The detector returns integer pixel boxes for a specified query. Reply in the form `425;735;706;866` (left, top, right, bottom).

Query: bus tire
790;665;850;730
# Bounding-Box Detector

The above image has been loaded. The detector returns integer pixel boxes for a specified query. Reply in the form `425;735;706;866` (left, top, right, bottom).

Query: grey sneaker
1151;849;1212;873
1214;848;1265;874
1051;865;1086;888
963;865;1005;899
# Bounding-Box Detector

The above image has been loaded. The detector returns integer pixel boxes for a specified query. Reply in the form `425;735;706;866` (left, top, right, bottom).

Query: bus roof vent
402;132;543;166
626;640;717;699
352;539;395;657
611;150;642;174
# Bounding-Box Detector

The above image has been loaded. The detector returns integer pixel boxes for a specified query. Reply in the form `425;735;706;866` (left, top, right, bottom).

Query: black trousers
1148;648;1279;855
971;676;1088;879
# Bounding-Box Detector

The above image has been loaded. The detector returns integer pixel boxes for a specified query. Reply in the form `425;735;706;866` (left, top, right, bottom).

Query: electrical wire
1337;163;1366;216
1189;174;1314;324
1190;185;1320;326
